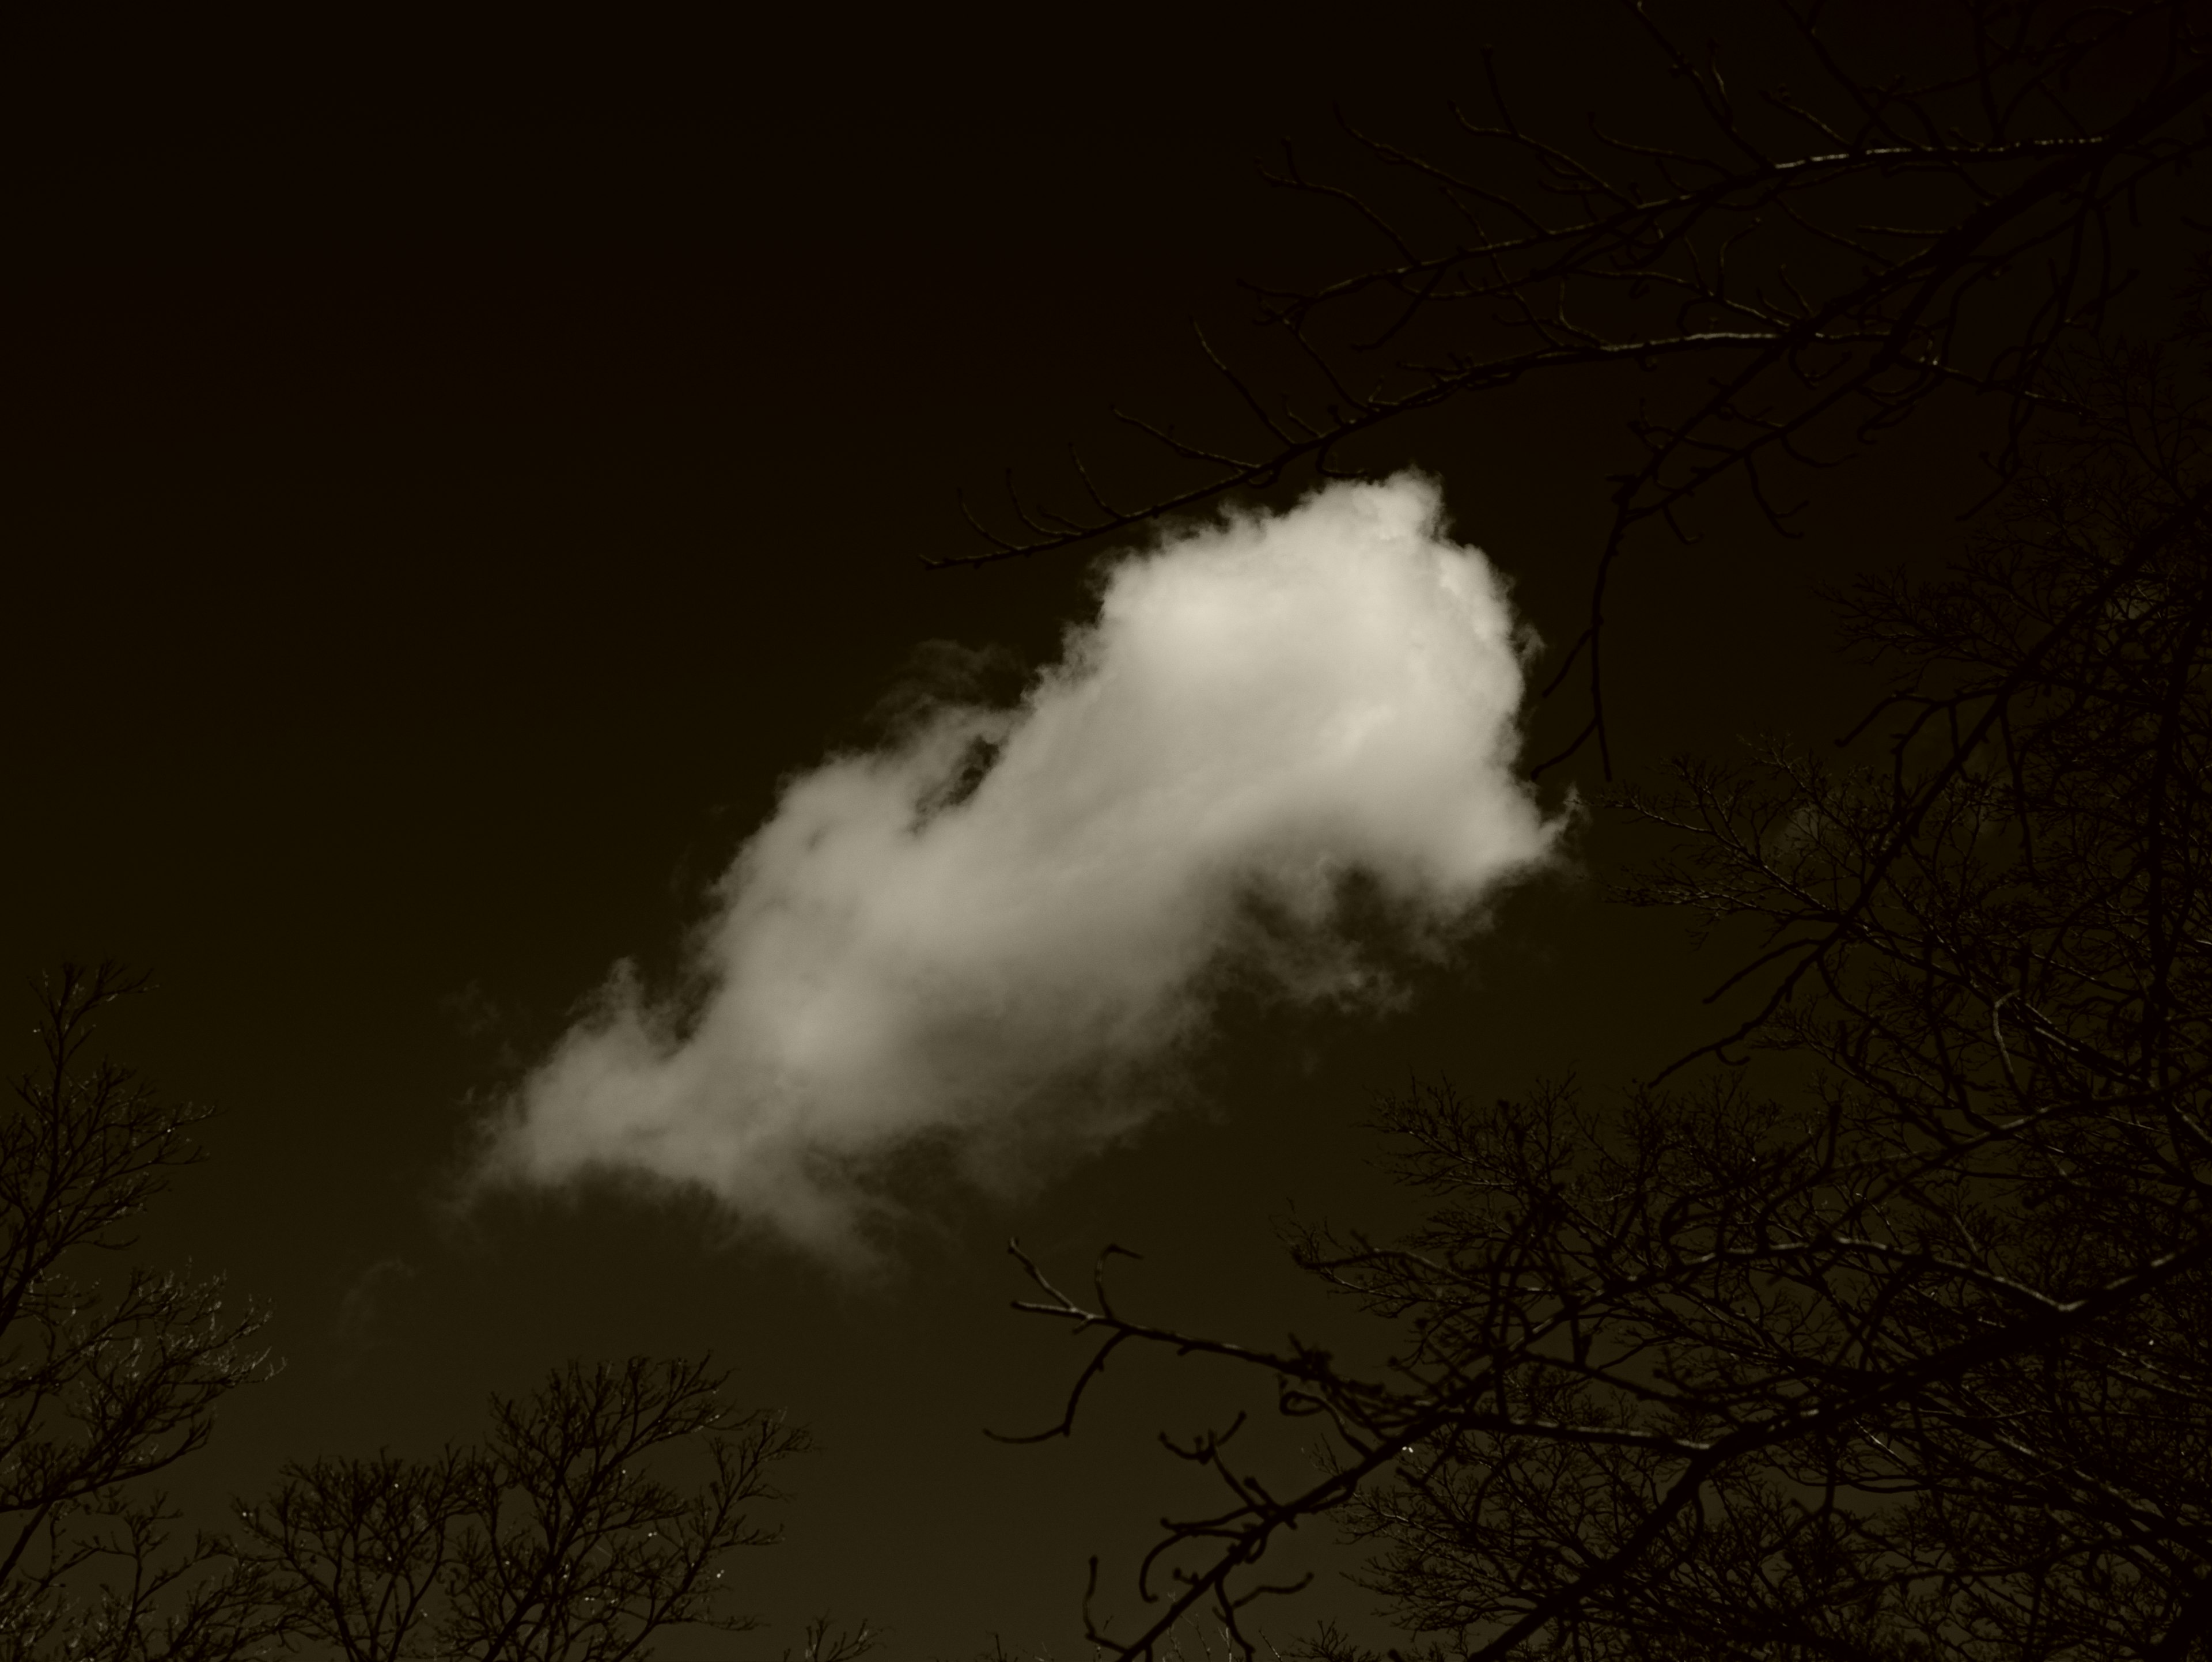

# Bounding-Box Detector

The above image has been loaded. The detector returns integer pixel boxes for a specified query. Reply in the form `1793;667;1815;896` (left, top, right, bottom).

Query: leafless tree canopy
235;1356;871;1662
952;0;2211;776
0;964;274;1661
998;258;2212;1658
0;978;865;1662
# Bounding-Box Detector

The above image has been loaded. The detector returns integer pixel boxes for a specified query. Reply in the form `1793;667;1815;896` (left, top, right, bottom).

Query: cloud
476;474;1559;1256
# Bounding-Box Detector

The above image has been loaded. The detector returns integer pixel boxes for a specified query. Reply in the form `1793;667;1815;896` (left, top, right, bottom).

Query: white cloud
477;474;1559;1256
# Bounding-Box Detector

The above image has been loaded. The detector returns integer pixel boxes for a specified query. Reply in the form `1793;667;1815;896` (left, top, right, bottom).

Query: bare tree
237;1356;872;1662
951;0;2210;777
968;14;2212;1646
0;964;277;1661
0;975;858;1661
994;268;2212;1655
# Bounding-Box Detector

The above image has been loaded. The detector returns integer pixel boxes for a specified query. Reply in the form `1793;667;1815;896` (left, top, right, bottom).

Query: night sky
7;6;2056;1654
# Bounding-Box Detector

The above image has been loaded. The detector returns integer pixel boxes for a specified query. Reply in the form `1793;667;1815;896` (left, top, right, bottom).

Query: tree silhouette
991;32;2212;1659
0;963;276;1661
0;972;862;1662
236;1356;871;1662
953;0;2211;779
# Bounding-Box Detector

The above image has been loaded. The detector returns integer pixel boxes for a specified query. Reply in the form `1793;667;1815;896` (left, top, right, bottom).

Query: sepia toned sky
5;5;2100;1653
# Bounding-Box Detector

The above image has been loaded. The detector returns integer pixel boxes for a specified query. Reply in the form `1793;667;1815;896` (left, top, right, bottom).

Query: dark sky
5;6;2078;1654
